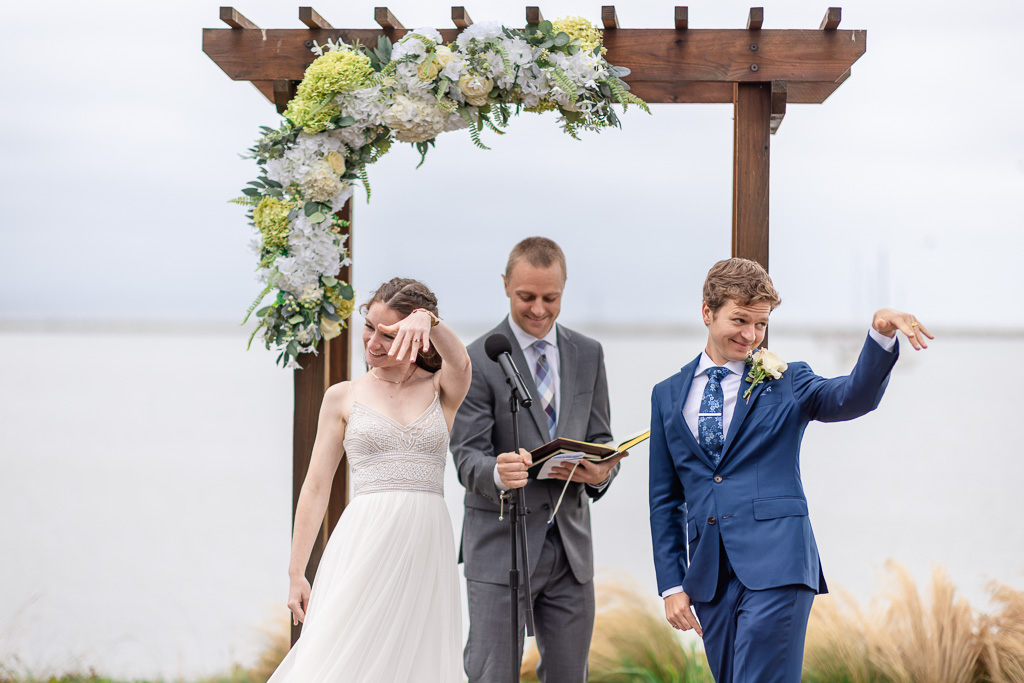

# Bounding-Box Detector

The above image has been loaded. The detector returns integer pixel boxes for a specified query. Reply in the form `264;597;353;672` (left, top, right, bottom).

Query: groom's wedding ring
414;338;421;342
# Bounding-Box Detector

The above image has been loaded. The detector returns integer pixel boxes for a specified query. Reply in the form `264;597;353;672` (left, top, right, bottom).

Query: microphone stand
503;383;535;683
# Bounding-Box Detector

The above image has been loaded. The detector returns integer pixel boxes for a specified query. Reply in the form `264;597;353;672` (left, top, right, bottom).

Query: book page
535;452;585;480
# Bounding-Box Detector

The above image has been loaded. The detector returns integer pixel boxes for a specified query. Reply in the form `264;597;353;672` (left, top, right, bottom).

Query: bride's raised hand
381;310;434;363
288;575;312;625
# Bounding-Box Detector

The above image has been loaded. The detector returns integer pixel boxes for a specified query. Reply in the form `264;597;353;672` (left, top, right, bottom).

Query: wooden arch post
203;4;864;641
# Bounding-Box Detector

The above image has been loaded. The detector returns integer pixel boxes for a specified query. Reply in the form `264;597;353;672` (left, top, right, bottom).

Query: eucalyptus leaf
309;212;327;224
323;301;336;314
336;115;356;128
304;202;320;217
567;44;579;55
322;310;341;322
264;178;282;188
339;282;354;298
247;180;265;188
553;32;570;47
322;276;338;287
538;38;553;49
538;20;552;33
242;187;261;197
287;340;298;356
256;306;271;317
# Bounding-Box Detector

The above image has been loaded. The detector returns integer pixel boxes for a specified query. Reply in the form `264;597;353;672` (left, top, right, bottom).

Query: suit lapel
721;366;767;458
499;318;550;441
673;354;716;470
555;324;577;438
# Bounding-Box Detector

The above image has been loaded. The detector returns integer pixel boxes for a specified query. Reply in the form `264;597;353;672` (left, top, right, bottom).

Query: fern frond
481;115;506;136
605;78;651;114
229;196;262;207
366;60;401;87
468;124;490;150
246;319;267;351
358;166;372;202
494;43;516;81
242;283;274;325
435;76;450;103
551;67;578;105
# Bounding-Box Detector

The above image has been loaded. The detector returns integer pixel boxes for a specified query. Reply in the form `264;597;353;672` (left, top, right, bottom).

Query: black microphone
484;334;534;407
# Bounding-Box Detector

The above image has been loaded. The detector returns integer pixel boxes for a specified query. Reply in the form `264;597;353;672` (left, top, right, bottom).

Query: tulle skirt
268;490;463;683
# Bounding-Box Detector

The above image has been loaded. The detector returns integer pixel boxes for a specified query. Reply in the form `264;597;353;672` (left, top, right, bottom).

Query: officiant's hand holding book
530;430;650;482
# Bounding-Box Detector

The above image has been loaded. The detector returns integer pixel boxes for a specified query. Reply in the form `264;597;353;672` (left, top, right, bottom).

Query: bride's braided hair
361;277;443;373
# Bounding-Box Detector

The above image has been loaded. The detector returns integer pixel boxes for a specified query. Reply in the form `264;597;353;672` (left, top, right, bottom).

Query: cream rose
417;56;442;81
320;317;342;341
325;150;346;175
754;349;788;379
434;46;454;68
458;75;493;107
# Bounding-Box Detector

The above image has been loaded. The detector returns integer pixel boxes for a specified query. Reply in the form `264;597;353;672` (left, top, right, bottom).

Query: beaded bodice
344;393;449;497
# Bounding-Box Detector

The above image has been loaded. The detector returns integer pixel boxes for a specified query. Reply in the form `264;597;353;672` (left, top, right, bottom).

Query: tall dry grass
520;578;712;683
804;561;1024;683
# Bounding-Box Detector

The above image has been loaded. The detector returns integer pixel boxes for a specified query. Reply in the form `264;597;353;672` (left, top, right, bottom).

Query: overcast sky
1;0;1021;333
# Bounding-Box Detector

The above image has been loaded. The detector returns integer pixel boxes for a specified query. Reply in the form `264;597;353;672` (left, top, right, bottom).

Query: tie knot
706;366;730;382
532;340;550;354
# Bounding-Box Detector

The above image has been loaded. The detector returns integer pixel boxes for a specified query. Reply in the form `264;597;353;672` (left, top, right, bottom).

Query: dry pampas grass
804;561;1024;683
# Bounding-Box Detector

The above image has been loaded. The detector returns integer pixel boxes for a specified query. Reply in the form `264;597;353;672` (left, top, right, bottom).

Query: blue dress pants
693;539;815;682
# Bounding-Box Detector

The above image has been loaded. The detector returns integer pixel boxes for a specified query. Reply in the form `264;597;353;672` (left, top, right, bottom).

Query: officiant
451;237;626;683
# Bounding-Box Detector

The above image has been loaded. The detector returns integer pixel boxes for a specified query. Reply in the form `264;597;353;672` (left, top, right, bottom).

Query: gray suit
451;317;617;683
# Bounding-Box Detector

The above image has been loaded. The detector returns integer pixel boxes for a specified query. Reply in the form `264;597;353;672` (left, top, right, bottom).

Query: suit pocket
756;392;783;405
686;517;699;542
753;496;808;520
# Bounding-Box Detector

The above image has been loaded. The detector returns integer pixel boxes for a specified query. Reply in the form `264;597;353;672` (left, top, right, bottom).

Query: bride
268;277;471;683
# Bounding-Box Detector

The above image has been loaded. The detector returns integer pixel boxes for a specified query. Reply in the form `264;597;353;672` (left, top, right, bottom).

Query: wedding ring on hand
414;338;421;342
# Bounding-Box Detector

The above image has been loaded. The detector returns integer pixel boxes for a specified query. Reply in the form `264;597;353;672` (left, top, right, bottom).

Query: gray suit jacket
451;317;617;585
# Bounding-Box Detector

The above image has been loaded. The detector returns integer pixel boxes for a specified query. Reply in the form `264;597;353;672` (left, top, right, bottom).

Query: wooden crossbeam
770;80;787;134
820;7;842;30
747;7;764;30
452;6;473;28
273;78;297;115
219;6;257;29
299;7;332;30
204;28;866;100
526;7;543;25
602;6;619;29
675;7;689;30
374;7;403;30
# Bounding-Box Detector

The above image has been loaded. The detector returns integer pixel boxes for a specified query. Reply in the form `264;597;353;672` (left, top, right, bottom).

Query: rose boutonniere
743;349;788;402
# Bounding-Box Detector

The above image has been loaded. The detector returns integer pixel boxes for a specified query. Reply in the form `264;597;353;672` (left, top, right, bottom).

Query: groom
649;258;932;682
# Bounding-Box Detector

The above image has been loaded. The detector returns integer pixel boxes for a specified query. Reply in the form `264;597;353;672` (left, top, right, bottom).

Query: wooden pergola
203;4;865;640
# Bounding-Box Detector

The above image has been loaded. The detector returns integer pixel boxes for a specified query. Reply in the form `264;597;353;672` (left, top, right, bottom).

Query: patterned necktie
532;340;557;439
698;366;730;466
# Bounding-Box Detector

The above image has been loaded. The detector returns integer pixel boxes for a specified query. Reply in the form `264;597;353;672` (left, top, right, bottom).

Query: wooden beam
204;28;866;88
374;7;404;30
273;78;297;115
626;79;841;104
747;7;764;30
675;6;689;30
219;6;257;29
452;6;473;28
602;6;619;29
770;79;787;134
526;7;544;25
732;82;771;272
290;200;353;646
820;7;842;30
299;7;332;30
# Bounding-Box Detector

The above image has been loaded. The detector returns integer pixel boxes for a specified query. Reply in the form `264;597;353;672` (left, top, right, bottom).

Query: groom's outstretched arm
648;386;687;595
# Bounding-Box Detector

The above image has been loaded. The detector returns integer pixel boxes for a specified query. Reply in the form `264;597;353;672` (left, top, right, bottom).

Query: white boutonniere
743;349;788;402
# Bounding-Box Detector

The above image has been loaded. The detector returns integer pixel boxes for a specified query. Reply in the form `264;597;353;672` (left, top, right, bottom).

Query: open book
529;429;650;480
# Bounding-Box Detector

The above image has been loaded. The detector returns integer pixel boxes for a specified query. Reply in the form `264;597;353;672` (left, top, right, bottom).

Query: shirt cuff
868;326;897;352
588;478;611;493
493;463;505;492
661;585;684;599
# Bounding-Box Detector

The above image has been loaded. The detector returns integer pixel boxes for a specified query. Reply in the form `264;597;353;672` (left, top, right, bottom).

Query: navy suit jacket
649;334;899;603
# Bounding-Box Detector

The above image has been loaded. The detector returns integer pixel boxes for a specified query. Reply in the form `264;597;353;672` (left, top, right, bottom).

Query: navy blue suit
649;334;898;681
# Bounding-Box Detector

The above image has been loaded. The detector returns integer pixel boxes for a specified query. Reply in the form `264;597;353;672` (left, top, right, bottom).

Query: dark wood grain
820;7;842;30
452;6;472;28
374;7;403;30
747;7;764;30
290;200;353;646
602;6;619;30
675;7;689;30
273;78;297;115
732;82;771;271
299;7;332;30
526;7;543;25
769;79;787;134
219;6;257;29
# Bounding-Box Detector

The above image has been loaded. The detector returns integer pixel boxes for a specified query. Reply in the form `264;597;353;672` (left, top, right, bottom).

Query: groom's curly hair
361;277;442;373
703;258;781;312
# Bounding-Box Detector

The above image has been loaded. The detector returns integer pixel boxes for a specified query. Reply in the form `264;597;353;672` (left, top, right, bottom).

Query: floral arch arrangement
234;17;649;367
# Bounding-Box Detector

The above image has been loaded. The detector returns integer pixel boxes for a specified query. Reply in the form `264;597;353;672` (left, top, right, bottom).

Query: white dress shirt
661;328;896;599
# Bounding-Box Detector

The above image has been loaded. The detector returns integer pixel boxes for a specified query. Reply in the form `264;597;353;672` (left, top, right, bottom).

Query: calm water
1;324;1021;679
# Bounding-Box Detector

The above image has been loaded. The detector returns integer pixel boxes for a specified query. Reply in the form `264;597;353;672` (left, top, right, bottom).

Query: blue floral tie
698;367;730;466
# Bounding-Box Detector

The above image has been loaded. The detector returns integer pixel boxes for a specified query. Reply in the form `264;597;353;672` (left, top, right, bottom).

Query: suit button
713;476;723;483
708;516;716;525
542;503;551;510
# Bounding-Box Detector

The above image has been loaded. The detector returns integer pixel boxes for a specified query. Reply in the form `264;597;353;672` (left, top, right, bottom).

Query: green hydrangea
552;17;606;54
253;197;293;254
283;96;340;133
284;48;372;132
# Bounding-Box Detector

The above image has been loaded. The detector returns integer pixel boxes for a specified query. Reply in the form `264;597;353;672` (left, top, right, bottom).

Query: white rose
756;349;788;378
325;150;346;175
458;75;493;107
320;317;342;341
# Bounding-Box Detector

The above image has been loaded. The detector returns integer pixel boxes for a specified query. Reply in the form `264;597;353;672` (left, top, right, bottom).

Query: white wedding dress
268;392;462;682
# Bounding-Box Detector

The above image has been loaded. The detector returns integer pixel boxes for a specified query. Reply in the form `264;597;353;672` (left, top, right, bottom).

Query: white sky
1;0;1022;332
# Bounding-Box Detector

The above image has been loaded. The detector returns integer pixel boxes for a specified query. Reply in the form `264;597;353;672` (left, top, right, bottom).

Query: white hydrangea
265;132;347;189
391;28;442;61
456;20;503;47
383;94;448;143
266;213;344;295
300;159;343;202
